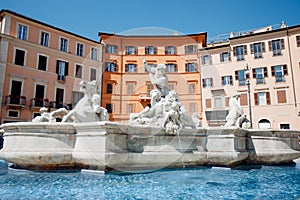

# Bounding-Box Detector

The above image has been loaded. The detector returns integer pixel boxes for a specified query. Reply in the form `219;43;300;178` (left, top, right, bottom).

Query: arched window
258;119;271;129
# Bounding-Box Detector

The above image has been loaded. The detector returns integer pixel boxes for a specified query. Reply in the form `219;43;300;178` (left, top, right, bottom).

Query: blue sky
1;0;300;41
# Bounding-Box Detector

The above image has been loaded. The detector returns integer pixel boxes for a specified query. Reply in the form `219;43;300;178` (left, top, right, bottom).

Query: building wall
100;34;205;121
0;10;101;123
201;26;300;129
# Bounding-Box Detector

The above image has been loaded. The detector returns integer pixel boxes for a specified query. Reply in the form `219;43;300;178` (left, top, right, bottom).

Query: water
0;163;300;200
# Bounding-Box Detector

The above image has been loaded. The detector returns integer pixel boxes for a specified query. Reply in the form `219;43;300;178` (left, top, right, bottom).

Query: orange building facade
99;32;206;121
0;10;102;123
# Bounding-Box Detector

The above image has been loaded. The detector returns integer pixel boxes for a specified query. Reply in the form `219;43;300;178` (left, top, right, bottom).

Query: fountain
0;61;300;172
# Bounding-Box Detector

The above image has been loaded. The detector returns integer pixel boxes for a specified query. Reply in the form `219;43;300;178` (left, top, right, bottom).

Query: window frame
13;47;27;66
17;23;28;41
59;37;68;52
165;46;177;55
125;46;137;55
37;53;48;71
91;47;98;61
40;31;50;47
74;64;83;79
90;67;97;81
76;42;84;57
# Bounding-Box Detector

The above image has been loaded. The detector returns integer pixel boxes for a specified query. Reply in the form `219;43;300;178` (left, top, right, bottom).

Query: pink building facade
200;24;300;129
0;10;101;123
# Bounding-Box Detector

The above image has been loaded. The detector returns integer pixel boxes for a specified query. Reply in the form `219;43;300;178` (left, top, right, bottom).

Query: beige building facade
200;24;300;129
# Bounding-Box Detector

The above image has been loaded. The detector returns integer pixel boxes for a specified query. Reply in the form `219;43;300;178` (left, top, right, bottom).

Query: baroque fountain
0;60;300;172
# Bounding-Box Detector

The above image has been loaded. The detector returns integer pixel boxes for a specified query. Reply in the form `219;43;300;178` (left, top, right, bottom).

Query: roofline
0;9;99;44
201;43;230;51
229;24;300;41
98;31;207;46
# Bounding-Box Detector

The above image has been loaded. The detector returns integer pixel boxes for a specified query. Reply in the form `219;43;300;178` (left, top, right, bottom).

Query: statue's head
156;64;166;74
79;80;97;96
232;92;241;98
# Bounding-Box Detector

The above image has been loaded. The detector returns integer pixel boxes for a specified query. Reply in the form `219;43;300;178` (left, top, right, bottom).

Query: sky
1;0;300;42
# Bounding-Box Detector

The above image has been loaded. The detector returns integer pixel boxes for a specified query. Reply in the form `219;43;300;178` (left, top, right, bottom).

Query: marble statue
130;61;201;134
33;80;108;123
32;107;68;122
62;80;109;123
224;93;250;128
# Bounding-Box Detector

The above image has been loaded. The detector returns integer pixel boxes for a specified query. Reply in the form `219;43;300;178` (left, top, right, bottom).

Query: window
106;103;112;113
271;65;288;82
235;70;248;86
145;46;157;55
185;63;197;72
253;67;267;84
166;63;177;72
126;46;137;55
105;62;117;72
202;55;211;65
55;88;64;109
72;91;84;106
250;42;265;58
60;38;68;52
38;55;47;71
9;80;22;105
14;49;25;66
76;43;84;57
8;110;19;118
188;83;196;94
90;68;97;81
185;45;197;54
91;47;98;60
127;83;135;94
214;97;224;109
202;78;213;88
106;45;118;54
280;123;290;129
277;90;287;104
56;60;69;81
75;64;83;78
222;76;232;86
269;39;284;56
233;45;247;61
296;35;300;47
40;31;49;47
254;92;271;105
165;46;177;55
220;52;230;62
127;104;134;113
106;83;113;94
17;24;27;40
206;99;211;108
125;64;137;72
34;84;45;107
240;93;248;106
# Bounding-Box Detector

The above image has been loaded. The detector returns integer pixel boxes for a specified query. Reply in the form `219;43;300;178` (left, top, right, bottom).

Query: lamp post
245;64;253;129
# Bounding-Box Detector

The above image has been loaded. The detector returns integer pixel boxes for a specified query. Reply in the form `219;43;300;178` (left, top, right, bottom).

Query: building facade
99;32;206;121
0;10;102;123
200;24;300;129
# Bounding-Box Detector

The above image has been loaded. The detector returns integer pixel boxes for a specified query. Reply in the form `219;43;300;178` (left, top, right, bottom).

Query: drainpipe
286;27;297;107
119;37;123;116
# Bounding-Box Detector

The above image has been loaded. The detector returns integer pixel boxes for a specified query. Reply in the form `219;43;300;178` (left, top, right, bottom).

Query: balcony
30;98;50;109
5;95;26;108
48;101;72;110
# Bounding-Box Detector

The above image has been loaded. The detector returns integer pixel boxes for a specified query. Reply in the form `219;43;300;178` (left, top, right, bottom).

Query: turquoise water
0;163;300;200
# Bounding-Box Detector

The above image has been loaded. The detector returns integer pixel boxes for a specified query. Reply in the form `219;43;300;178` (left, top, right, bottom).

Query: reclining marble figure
130;60;201;134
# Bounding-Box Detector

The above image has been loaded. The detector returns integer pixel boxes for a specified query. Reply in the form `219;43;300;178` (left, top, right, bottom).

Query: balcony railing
5;95;26;107
275;76;285;83
30;98;50;109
